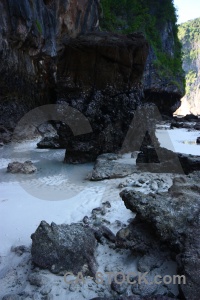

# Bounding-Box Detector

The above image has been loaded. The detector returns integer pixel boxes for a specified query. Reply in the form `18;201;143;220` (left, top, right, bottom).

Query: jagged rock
37;122;58;138
7;161;37;174
57;32;148;163
28;273;49;287
174;114;198;122
37;136;61;149
0;0;100;136
178;153;200;174
31;221;97;276
116;217;166;255
91;153;136;180
93;225;116;244
11;245;30;256
120;172;200;300
170;121;194;129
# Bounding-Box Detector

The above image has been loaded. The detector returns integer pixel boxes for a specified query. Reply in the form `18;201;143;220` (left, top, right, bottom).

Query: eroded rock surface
7;161;37;174
90;153;136;181
31;221;97;276
57;32;149;162
119;172;200;300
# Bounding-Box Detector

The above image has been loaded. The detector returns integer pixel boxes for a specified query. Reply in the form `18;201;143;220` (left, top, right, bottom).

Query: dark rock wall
57;32;148;162
0;0;99;131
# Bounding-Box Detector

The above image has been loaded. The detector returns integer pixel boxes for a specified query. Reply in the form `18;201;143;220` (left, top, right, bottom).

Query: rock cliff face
57;32;148;162
175;18;200;116
0;0;149;162
100;0;185;116
0;0;99;139
0;0;183;162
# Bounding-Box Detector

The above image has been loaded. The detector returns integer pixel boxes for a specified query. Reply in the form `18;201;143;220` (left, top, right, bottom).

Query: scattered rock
28;273;49;287
196;137;200;144
111;274;128;294
7;161;37;174
170;122;194;129
194;122;200;130
93;225;116;244
11;245;30;256
37;136;61;149
31;221;97;276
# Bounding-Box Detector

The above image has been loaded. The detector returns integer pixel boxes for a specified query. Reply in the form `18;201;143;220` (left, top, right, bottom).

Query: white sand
0;125;199;298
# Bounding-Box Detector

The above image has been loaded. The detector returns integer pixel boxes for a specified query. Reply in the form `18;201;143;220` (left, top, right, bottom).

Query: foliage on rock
100;0;185;91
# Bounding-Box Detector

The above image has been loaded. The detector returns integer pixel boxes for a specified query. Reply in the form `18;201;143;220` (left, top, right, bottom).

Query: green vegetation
36;19;42;35
178;18;200;96
100;0;184;88
178;18;200;66
185;71;197;94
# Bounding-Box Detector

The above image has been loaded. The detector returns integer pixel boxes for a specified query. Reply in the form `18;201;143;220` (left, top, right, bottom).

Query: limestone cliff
0;0;149;163
0;0;99;134
100;0;185;115
175;18;200;116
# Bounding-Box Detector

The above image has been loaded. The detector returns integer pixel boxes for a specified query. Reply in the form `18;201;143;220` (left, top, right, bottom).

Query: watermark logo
10;102;184;201
63;271;186;286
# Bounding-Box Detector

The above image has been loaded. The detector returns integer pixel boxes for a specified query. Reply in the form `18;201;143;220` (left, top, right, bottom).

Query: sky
174;0;200;24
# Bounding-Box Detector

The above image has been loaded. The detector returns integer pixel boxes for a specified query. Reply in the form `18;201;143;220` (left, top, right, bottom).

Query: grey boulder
7;161;37;174
31;221;97;276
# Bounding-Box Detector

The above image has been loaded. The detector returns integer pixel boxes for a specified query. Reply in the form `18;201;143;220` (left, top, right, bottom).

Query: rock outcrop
100;0;185;116
0;0;100;142
7;161;37;174
175;18;200;116
119;172;200;300
31;221;97;276
57;32;148;162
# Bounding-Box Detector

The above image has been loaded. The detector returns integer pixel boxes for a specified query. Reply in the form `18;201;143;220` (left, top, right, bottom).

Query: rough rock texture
0;1;149;161
120;172;200;300
31;221;97;276
7;161;37;174
90;153;136;181
143;47;183;116
0;0;100;135
57;32;149;162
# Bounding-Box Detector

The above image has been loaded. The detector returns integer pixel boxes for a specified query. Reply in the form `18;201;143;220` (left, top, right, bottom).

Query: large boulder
119;172;200;300
90;153;136;181
0;0;100;135
56;32;149;163
31;221;97;276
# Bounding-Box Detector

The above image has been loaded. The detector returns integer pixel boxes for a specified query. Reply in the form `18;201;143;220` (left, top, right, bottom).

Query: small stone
28;273;49;287
7;161;37;174
83;216;89;224
40;285;52;295
102;201;111;208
